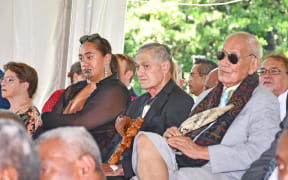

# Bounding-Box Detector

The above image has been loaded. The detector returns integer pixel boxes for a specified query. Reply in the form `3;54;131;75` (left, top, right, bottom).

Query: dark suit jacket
128;87;138;99
103;79;194;179
242;96;288;180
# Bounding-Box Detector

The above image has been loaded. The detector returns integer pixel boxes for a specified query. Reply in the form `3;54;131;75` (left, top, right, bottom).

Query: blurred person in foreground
0;119;40;180
36;127;105;180
276;129;288;180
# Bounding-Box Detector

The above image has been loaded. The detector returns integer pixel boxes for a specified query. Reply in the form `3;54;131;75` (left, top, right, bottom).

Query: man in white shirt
243;54;288;180
259;54;288;120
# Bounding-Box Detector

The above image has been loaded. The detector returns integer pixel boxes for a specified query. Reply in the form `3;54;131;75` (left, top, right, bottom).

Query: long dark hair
79;33;117;74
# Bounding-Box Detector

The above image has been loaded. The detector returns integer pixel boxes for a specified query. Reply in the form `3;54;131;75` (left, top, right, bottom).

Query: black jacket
103;79;194;179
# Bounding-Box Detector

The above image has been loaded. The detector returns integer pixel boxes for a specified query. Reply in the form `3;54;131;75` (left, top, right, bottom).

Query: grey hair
36;127;102;169
136;43;172;62
0;109;25;127
0;119;40;180
226;32;263;58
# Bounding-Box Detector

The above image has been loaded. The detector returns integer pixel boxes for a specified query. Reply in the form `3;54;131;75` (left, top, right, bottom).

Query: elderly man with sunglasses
242;54;288;180
129;32;280;180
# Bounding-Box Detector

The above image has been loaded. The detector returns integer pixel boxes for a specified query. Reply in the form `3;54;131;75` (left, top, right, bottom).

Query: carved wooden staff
108;115;144;165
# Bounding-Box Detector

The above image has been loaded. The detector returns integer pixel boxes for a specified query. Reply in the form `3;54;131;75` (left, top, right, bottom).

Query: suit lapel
142;80;175;124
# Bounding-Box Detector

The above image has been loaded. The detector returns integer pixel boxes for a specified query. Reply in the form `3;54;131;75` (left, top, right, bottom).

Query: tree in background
124;0;288;95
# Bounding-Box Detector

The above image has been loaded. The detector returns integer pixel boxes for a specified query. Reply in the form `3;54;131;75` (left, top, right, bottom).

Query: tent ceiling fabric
0;0;127;109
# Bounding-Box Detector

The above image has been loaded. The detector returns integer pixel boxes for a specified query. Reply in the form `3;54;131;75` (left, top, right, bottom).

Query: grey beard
83;69;93;79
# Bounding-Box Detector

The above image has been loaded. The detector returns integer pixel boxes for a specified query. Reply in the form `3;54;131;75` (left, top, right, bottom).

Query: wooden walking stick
108;115;144;165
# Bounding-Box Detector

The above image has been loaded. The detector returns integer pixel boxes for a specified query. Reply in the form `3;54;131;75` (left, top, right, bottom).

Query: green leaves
125;0;288;95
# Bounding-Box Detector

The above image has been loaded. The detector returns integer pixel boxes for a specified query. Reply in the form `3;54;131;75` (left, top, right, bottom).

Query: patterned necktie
264;158;277;180
219;88;229;107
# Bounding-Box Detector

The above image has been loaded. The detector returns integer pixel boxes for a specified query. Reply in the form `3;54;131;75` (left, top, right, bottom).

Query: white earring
104;65;108;78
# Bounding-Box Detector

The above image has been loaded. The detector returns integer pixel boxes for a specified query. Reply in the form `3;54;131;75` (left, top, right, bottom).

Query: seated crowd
0;32;288;180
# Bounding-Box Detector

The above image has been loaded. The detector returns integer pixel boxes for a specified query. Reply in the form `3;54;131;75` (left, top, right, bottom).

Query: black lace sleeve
42;80;130;130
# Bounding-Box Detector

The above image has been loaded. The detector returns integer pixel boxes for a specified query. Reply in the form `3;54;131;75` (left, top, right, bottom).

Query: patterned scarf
176;73;259;167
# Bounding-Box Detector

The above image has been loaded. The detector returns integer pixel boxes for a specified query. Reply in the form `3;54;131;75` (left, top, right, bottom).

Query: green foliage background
124;0;288;95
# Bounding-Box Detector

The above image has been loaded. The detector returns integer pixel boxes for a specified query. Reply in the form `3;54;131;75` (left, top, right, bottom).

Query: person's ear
125;70;134;83
72;73;78;84
75;154;96;177
248;57;260;75
161;61;171;74
104;54;112;66
21;82;29;92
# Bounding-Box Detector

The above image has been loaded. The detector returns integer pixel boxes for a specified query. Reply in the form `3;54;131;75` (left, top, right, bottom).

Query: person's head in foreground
277;129;288;180
36;127;106;180
0;119;40;180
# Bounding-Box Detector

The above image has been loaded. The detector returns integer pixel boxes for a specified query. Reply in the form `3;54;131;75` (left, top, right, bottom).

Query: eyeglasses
0;77;16;84
79;33;103;44
217;51;257;64
257;67;288;76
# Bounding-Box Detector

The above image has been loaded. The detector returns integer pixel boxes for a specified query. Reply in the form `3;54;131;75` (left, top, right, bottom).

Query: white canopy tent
0;0;127;109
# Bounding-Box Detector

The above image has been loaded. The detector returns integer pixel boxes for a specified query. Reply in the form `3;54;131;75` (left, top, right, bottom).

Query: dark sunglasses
79;33;103;44
217;51;256;64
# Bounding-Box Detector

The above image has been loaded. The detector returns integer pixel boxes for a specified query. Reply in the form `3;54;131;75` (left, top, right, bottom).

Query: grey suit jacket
194;85;280;180
241;113;288;180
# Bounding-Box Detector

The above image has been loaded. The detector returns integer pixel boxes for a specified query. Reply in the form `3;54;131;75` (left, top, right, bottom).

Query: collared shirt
224;84;240;100
278;89;288;121
218;84;240;107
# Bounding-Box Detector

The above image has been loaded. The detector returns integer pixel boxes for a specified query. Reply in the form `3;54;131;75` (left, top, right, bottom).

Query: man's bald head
226;32;263;59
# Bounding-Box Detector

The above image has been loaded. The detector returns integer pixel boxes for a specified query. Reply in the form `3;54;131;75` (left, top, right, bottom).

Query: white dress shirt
278;89;288;121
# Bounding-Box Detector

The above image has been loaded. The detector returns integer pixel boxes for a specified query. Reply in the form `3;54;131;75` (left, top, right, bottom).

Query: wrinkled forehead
39;138;73;157
135;50;158;64
262;58;287;69
223;36;250;55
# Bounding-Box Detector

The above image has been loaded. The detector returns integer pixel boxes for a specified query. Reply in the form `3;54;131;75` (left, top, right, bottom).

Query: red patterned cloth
41;89;65;113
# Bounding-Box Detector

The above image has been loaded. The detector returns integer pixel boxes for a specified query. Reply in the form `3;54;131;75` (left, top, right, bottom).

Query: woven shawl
176;73;259;167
